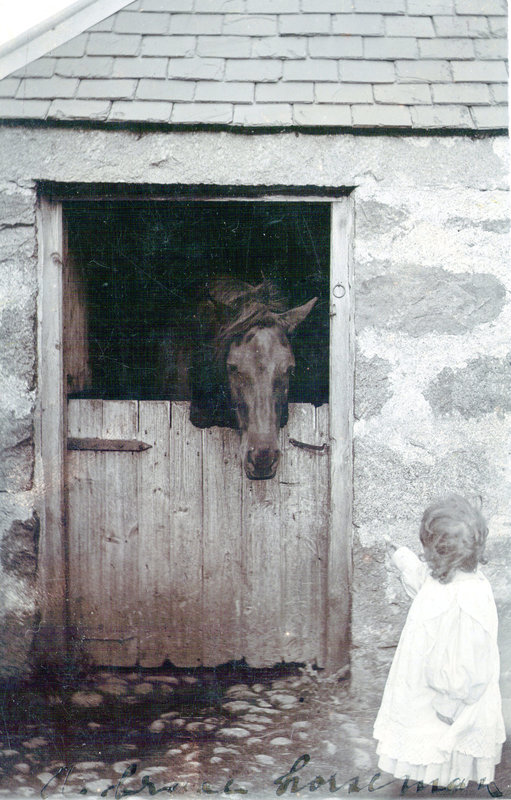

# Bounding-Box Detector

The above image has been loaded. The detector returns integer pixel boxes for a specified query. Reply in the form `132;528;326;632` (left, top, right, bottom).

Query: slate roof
0;0;508;129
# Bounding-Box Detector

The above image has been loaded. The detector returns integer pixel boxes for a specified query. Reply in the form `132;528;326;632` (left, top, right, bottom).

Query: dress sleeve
424;604;493;721
391;546;429;598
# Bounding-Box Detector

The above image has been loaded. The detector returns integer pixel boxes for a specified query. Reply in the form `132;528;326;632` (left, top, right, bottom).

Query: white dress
373;547;506;787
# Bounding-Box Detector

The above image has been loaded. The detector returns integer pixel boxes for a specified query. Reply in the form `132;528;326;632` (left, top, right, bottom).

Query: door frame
36;189;354;673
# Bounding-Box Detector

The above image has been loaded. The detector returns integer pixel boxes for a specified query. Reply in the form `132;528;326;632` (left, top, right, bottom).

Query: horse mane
203;278;288;360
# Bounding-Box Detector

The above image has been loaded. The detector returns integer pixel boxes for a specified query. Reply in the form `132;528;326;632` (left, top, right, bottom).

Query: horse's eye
287;366;295;377
227;364;238;374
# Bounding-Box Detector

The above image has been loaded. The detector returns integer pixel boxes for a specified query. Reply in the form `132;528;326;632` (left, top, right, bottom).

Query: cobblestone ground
0;661;509;800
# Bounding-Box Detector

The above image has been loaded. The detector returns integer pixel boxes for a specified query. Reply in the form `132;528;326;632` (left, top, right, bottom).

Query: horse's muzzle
245;447;280;480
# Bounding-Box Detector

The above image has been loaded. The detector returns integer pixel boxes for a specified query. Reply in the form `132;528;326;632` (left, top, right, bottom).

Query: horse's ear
277;297;318;333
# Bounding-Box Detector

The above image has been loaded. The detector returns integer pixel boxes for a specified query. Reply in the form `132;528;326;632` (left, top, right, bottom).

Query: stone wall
0;129;508;718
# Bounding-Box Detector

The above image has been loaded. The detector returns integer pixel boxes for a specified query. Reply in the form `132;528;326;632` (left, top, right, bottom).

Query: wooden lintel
67;437;152;452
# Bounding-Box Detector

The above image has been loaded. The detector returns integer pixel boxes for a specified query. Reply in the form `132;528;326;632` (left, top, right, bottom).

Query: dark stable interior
65;200;330;407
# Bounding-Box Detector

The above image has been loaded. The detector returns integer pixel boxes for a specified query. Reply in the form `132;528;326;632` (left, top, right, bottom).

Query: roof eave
0;0;133;80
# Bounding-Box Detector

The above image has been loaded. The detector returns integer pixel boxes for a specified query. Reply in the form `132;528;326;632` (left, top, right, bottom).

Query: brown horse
162;277;317;480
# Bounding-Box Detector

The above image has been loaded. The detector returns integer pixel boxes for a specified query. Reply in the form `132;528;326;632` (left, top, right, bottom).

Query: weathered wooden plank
36;198;67;662
137;401;173;667
67;437;151;452
67;400;139;666
67;399;104;662
202;425;244;666
241;460;282;667
166;402;203;667
279;404;330;666
327;198;354;672
97;401;140;666
63;227;90;395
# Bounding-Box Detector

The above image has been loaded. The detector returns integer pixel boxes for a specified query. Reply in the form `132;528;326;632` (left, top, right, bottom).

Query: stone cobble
0;665;509;799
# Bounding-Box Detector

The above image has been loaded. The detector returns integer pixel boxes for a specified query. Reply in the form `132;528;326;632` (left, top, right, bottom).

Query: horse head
208;279;317;480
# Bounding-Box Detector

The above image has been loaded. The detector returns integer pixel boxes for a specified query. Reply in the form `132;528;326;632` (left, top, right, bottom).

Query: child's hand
383;535;397;555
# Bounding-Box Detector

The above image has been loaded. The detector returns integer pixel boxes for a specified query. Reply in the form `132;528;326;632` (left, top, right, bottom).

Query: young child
373;494;506;788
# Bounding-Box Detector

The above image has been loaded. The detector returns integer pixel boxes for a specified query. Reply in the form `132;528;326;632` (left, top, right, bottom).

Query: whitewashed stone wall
0;130;509;713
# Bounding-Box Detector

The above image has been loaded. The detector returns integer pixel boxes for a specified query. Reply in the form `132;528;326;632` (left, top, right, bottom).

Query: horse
159;277;318;480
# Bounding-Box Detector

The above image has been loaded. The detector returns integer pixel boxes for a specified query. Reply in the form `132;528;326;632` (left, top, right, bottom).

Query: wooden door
39;194;352;673
66;400;330;667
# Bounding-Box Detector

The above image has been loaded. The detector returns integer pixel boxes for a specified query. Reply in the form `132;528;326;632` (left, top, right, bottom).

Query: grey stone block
255;82;314;102
48;99;112;119
232;103;293;124
474;39;510;59
374;83;432;104
247;0;299;9
283;59;338;82
167;57;225;80
195;81;254;102
432;82;491;104
315;82;373;103
0;402;34;492
114;11;170;33
225;59;282;81
385;16;435;36
0;514;39;580
16;77;79;99
470;105;510;128
410;104;472;127
293;103;352;125
339;59;395;82
466;16;491;37
432;15;469;36
0;79;20;98
141;36;195;56
136;79;195;100
425;355;511;418
88;17;115;32
223;14;278;36
112;57;168;78
419;38;475;59
87;33;141;56
197;36;252;58
48;34;88;58
490;83;509;104
302;0;355;9
55;57;114;78
355;0;405;10
308;35;363;58
452;61;509;82
332;13;384;35
109;100;172;121
488;16;508;36
11;58;56;79
407;0;453;12
252;36;307;58
355;354;392;420
396;59;452;82
455;0;507;13
171;102;233;123
139;0;192;8
280;14;331;35
196;0;245;9
356;267;505;336
0;193;34;228
0;99;50;118
170;13;223;34
364;37;419;60
351;103;411;125
76;79;137;99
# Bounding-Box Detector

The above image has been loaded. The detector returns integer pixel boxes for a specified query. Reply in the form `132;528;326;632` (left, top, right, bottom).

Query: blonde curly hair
419;494;488;584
